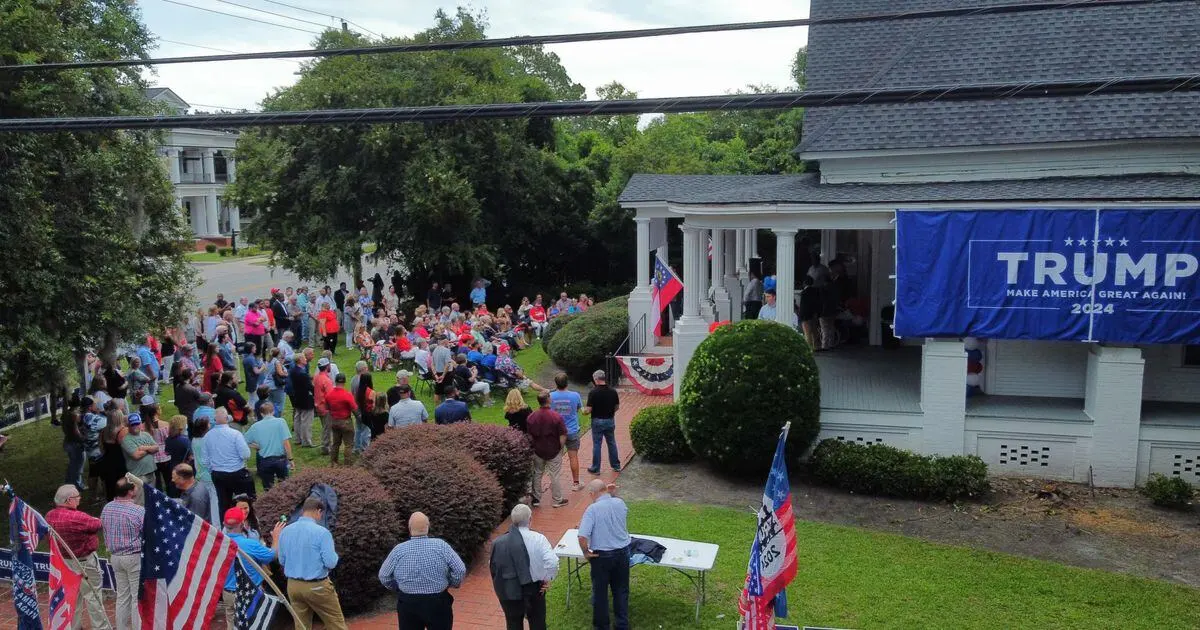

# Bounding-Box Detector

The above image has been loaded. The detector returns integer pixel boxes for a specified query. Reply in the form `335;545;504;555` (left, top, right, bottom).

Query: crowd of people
741;253;865;350
46;279;624;629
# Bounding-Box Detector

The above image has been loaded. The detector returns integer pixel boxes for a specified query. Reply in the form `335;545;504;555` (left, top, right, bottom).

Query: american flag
48;536;82;630
138;483;235;630
738;423;799;630
8;495;47;630
232;559;281;630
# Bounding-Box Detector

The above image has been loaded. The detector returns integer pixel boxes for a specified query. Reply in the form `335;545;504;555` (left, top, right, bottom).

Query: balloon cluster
965;337;985;397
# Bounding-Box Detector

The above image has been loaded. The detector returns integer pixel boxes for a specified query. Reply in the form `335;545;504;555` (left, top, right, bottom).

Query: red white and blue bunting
615;355;674;396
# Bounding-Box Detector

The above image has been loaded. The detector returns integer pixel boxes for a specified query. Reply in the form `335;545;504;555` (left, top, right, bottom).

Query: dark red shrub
256;467;401;614
362;444;503;565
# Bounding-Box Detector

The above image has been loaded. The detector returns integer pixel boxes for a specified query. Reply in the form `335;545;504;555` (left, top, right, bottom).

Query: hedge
630;404;692;463
809;439;991;502
362;443;504;564
541;312;580;352
256;467;402;613
678;319;820;475
547;296;629;381
1142;473;1194;510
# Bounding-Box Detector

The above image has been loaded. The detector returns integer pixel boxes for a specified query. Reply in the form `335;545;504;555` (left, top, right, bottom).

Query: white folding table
554;528;719;623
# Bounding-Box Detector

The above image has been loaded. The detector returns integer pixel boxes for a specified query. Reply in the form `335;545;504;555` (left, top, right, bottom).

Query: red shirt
525;407;567;461
395;336;413;352
415;327;430;339
317;310;339;334
325;386;358;420
313;371;333;415
46;506;101;558
530;306;547;323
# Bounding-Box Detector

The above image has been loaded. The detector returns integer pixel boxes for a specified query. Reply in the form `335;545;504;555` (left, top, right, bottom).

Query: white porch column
710;229;731;322
1085;346;1144;487
201;149;215;184
628;217;654;352
919;338;968;456
226;156;236;183
773;229;797;327
228;204;241;235
696;230;712;322
204;192;220;236
735;228;748;281
184;197;201;236
751;229;760;259
723;230;741;321
821;230;838;263
165;148;181;184
673;223;712;398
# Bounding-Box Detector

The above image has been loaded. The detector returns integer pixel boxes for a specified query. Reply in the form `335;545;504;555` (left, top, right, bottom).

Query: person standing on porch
744;270;763;319
584;370;621;474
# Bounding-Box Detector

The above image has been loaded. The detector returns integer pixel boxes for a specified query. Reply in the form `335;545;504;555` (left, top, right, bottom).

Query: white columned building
616;0;1200;489
145;87;241;246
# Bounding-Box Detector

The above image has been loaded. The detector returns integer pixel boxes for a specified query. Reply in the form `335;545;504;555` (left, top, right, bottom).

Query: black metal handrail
606;312;646;388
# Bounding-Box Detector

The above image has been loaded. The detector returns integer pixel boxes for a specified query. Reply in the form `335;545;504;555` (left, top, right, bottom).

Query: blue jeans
590;418;619;472
268;388;286;417
354;419;371;453
256;455;289;490
590;546;630;630
64;442;85;490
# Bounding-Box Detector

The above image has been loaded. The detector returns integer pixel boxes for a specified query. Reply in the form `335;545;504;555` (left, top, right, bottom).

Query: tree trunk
351;254;363;290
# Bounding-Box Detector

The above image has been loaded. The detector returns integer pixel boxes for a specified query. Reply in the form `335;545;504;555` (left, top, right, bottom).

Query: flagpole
44;511;112;628
235;546;308;630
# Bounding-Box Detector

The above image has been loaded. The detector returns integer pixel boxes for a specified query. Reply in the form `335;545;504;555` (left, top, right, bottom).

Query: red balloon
967;361;984;374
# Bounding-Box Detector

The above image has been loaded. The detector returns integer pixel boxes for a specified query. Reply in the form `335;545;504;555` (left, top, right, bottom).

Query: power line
155;37;305;64
189;103;251;111
154;0;323;36
213;0;333;30
4;73;1198;133
2;0;1187;72
254;0;383;37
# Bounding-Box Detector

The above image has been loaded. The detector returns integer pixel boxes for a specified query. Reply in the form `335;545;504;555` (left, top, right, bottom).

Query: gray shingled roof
798;0;1200;153
618;173;1200;205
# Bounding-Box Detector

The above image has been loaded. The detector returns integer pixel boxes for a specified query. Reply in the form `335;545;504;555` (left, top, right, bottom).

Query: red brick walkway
351;390;663;630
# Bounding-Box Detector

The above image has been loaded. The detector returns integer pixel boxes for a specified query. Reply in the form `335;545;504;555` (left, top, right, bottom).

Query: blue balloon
966;348;984;363
764;276;777;291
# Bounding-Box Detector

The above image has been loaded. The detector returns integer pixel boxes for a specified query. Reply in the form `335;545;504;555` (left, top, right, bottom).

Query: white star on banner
1105;237;1115;247
1078;237;1089;246
1120;238;1129;246
1064;237;1074;246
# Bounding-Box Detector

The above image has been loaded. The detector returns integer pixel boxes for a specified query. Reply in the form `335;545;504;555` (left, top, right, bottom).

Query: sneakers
572;482;583;491
586;468;601;475
552;499;569;508
612;466;621;473
531;499;541;507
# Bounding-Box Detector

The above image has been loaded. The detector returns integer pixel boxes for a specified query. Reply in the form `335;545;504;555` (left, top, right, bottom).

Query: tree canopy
0;0;194;401
230;8;808;299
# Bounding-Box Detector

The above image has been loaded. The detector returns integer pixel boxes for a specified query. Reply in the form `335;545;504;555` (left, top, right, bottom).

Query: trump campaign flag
650;255;683;336
48;536;82;630
8;494;48;630
738;423;798;630
139;483;236;630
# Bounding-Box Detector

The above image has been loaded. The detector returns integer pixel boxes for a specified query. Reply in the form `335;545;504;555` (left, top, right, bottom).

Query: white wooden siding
986;340;1090;399
1141;345;1200;404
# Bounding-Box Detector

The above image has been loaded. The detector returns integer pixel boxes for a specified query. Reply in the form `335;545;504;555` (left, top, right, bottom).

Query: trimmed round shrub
547;297;629;381
217;247;230;257
541;312;580;352
1142;473;1194;510
204;243;217;253
362;444;503;564
809;439;991;502
362;423;533;511
630;404;692;463
256;467;402;613
678;319;820;475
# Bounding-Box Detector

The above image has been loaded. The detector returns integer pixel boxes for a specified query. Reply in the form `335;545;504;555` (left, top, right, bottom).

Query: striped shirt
377;536;466;594
100;498;145;556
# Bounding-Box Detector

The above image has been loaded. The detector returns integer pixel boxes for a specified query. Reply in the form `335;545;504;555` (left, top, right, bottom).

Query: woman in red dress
201;342;223;393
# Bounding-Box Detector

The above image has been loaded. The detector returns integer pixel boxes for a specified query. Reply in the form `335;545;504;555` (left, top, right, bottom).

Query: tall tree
0;0;195;401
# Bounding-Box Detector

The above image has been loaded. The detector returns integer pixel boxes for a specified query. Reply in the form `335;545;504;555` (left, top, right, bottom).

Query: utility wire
155;37;305;64
153;0;323;36
255;0;383;37
2;0;1188;72
214;0;334;30
4;73;1198;132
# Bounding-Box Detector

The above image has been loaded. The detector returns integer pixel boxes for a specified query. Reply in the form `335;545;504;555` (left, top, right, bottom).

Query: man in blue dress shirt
278;497;347;630
578;479;631;630
378;511;466;630
203;407;254;517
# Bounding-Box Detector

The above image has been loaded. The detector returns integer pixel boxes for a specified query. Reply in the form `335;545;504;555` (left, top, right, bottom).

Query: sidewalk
352;390;663;629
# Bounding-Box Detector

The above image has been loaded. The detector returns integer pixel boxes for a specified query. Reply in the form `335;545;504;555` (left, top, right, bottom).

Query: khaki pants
287;578;347;630
216;590;236;629
319;412;332;454
67;553;111;630
110;553;141;630
293;408;315;446
531;454;563;503
329;422;354;464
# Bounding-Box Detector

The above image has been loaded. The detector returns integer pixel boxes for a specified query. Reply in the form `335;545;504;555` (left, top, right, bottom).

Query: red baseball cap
223;508;246;527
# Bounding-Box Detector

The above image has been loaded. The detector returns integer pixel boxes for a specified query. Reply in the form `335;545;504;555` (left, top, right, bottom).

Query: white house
145;87;241;247
619;0;1200;488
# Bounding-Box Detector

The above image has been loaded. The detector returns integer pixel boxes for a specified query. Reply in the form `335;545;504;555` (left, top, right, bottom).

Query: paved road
194;256;388;307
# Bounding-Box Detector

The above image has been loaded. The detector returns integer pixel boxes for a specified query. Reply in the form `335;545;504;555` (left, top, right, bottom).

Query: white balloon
966;373;982;387
964;337;980;351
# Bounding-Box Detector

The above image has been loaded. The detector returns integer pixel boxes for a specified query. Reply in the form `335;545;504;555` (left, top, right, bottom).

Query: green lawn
0;343;553;538
186;246;267;263
545;501;1200;630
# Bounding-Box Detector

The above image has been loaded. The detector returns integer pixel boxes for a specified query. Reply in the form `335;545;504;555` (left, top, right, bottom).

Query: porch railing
606;312;646;388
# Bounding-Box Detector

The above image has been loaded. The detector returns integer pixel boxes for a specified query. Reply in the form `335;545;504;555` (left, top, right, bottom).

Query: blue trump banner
0;548;116;590
895;209;1200;343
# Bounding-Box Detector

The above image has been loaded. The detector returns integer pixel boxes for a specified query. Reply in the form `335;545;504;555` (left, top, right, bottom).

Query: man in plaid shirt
378;512;466;629
46;484;111;629
102;478;145;630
